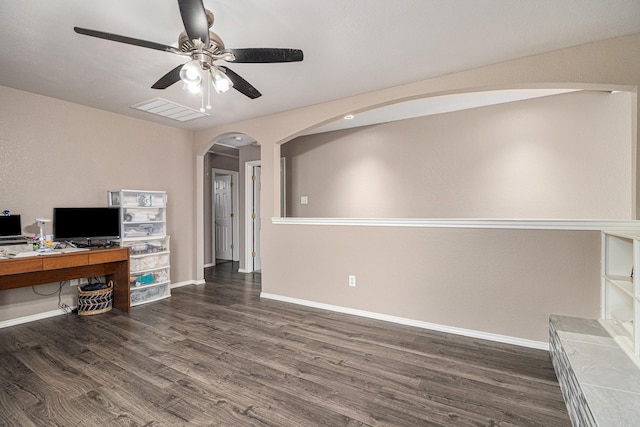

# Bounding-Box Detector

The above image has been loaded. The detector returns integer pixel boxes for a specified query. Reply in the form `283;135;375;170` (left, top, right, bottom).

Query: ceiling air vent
131;98;209;122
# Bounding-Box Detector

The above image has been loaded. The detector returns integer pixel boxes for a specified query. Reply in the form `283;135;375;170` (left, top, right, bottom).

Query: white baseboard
2;280;201;328
204;262;216;268
0;307;75;329
171;279;204;288
238;268;251;273
260;292;548;351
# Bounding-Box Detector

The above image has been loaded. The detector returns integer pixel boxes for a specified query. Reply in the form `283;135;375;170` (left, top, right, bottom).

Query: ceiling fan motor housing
179;28;230;70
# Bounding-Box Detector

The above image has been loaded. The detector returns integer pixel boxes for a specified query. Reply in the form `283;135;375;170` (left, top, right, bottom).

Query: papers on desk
7;251;41;258
6;248;90;258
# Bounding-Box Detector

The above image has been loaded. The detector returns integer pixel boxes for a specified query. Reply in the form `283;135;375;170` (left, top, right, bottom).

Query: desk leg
108;260;130;313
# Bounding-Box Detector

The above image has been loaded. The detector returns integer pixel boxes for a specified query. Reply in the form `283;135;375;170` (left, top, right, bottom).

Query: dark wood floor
0;262;570;426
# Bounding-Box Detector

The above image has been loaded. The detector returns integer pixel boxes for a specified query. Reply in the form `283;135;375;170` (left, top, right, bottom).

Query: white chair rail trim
272;218;640;231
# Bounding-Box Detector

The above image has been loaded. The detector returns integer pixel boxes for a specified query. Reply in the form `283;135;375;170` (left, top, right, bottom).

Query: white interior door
253;166;262;271
215;174;233;260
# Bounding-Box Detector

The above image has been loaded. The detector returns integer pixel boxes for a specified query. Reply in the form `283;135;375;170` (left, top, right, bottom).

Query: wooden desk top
0;247;129;276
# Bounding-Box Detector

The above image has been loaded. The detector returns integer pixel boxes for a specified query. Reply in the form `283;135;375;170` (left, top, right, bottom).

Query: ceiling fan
73;0;303;100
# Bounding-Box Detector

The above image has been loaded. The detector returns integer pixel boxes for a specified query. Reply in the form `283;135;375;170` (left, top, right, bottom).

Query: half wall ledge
272;218;640;231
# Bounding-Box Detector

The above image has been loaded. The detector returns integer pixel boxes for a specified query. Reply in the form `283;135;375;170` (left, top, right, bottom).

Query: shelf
122;220;166;225
123;233;165;238
131;266;170;275
109;190;167;209
601;318;635;350
604;274;634;297
609;313;634;335
604;231;640;240
602;231;640;357
109;189;171;307
131;293;171;307
121;205;166;209
131;280;170;290
130;281;170;306
130;250;170;259
122;236;167;242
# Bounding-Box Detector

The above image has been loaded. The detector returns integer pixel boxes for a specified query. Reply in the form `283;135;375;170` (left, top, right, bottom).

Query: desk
0;247;130;313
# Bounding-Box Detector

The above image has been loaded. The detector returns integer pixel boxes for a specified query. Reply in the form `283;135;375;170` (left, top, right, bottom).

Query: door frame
212;168;239;265
244;160;261;273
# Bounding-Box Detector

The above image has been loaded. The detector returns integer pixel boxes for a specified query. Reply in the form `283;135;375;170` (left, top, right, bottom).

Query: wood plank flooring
0;262;570;426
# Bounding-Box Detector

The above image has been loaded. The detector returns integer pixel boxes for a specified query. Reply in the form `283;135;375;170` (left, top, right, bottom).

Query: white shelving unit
601;231;640;357
109;190;171;306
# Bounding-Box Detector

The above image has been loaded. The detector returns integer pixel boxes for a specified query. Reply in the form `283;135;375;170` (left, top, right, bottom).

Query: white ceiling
1;1;639;133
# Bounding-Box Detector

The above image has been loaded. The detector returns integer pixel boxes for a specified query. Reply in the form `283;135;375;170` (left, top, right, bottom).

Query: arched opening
280;86;636;220
197;133;260;279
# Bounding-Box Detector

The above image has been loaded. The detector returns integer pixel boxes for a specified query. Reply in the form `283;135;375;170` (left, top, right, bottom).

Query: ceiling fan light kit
179;60;203;86
73;0;303;111
210;68;233;94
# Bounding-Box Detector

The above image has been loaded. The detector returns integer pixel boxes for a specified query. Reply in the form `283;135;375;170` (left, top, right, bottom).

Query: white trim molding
272;217;640;231
245;160;262;273
0;307;76;329
171;279;202;289
260;292;548;351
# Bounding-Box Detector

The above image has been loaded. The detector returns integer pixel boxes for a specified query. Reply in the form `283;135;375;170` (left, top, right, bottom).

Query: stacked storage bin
109;190;171;306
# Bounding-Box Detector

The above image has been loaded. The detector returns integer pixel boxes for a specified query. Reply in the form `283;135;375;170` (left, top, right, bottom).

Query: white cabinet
109;190;171;306
601;231;640;356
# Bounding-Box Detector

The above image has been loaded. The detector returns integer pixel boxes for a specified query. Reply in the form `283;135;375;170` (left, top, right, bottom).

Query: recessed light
343;114;354;120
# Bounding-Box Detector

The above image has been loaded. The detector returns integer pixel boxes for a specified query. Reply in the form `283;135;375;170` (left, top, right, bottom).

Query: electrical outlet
348;275;356;287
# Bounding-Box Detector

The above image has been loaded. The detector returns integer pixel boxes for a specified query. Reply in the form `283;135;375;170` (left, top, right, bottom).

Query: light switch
300;196;308;205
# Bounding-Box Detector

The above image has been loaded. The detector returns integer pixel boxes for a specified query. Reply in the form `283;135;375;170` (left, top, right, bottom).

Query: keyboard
0;236;29;246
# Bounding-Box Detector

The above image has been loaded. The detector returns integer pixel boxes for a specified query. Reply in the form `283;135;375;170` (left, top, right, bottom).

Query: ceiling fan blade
177;0;210;46
151;64;184;89
218;66;262;99
224;48;304;63
74;27;182;54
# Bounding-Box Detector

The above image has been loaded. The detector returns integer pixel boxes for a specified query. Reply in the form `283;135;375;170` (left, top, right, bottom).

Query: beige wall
283;90;633;219
0;86;194;322
267;225;601;340
192;33;640;344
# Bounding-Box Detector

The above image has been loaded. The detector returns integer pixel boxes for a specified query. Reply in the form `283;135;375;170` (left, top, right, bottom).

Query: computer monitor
0;215;22;237
53;207;120;243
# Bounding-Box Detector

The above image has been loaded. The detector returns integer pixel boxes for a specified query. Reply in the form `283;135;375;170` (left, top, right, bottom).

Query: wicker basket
77;281;113;316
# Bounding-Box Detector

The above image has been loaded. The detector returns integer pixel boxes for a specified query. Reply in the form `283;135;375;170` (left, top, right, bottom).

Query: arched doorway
200;133;260;275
